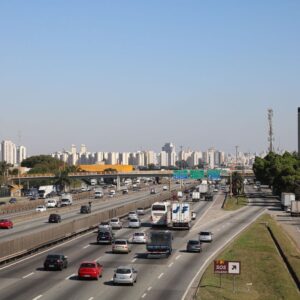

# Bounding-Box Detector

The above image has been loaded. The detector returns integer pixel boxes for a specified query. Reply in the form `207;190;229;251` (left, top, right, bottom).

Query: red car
0;219;13;229
78;261;103;280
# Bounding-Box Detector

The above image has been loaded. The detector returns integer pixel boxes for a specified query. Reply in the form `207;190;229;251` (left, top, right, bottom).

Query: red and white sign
214;260;228;274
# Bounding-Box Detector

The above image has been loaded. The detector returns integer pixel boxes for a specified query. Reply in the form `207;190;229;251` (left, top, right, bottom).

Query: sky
0;0;299;155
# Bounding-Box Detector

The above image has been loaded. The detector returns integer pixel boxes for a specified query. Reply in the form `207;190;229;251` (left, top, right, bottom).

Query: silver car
109;218;122;229
132;232;147;244
113;266;137;285
199;231;213;242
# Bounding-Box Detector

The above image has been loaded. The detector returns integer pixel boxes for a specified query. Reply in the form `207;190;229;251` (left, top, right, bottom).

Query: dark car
30;195;38;200
80;205;91;214
48;214;61;223
186;240;202;253
0;201;7;206
9;198;17;204
97;229;114;244
44;254;68;271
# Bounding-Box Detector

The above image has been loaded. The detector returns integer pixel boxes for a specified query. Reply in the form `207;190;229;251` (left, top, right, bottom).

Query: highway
0;189;269;300
0;184;179;242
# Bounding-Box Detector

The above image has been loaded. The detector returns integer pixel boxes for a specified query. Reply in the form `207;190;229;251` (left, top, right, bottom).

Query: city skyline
1;1;299;154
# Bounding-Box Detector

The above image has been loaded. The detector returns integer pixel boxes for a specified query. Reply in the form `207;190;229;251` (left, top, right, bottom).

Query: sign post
214;260;228;287
228;261;241;293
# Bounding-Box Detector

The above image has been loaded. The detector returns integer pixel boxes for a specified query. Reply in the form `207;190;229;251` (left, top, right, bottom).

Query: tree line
253;151;300;198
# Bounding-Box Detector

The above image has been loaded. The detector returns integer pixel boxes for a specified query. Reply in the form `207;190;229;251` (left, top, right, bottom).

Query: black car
48;214;61;223
80;205;91;214
186;240;202;253
9;198;17;204
44;254;68;271
97;230;114;244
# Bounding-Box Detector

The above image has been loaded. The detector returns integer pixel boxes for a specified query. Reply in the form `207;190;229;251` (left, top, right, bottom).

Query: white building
107;152;119;164
1;140;17;165
159;151;168;167
17;145;27;164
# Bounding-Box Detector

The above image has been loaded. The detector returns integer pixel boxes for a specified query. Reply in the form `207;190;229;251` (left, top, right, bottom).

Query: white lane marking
175;255;181;260
0;230;95;271
65;273;75;280
83;245;90;249
168;262;174;267
181;208;267;300
131;258;137;263
95;256;102;261
22;272;34;279
88;298;94;300
32;295;43;300
142;293;147;298
158;273;164;279
147;286;152;291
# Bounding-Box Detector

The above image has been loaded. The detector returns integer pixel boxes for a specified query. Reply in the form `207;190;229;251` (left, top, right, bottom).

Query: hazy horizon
1;1;299;156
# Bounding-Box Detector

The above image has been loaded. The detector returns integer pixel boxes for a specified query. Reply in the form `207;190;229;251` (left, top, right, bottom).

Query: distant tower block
268;109;274;153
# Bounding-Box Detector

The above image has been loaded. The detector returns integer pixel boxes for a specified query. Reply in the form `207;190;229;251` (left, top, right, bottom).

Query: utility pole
235;146;239;169
268;109;274;153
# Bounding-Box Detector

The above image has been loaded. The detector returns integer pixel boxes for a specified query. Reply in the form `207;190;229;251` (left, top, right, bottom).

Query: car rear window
200;232;211;235
114;240;127;245
80;263;95;268
134;233;144;236
47;255;61;259
130;219;138;222
188;240;200;245
111;218;118;222
116;268;131;274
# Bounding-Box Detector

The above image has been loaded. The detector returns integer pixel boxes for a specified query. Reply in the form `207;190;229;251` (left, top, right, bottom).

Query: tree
21;155;64;174
232;172;243;197
175;160;188;169
54;170;71;192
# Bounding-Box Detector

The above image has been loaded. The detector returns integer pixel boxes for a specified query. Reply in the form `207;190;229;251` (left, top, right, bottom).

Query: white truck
171;202;191;229
177;191;183;198
94;189;104;199
90;179;97;186
192;191;200;202
60;193;73;206
38;185;55;199
45;198;59;208
281;193;295;210
291;200;300;217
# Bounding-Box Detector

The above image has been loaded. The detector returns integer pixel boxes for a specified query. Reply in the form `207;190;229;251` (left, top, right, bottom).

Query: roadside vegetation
253;151;300;197
197;214;300;300
223;196;247;211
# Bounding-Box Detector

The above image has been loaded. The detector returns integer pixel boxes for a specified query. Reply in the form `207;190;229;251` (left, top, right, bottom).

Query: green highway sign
190;170;204;179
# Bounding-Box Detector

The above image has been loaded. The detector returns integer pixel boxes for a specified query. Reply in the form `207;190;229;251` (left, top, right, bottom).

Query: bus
151;202;171;227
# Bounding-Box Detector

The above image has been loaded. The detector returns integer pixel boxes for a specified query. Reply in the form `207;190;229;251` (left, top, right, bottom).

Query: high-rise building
159;151;168;167
162;142;177;166
1;140;17;165
17;145;27;164
107;152;118;164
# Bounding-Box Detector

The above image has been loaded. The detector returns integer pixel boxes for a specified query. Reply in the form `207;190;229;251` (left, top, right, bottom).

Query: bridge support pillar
116;176;121;191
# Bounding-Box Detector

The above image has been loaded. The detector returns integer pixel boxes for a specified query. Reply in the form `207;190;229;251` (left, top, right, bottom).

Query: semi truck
281;193;295;210
291;200;300;217
38;185;55;199
146;231;173;257
171;202;191;229
192;191;200;202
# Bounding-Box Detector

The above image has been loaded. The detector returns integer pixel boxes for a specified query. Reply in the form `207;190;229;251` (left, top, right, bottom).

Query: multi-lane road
0;185;272;300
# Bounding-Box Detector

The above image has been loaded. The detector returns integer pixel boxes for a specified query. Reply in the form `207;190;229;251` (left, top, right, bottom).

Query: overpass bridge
8;169;255;183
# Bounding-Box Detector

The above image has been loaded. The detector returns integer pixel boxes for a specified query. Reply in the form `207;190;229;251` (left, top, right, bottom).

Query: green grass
223;196;247;211
197;214;300;300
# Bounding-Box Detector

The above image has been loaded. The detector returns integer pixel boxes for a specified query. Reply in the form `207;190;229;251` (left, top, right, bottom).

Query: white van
45;198;58;208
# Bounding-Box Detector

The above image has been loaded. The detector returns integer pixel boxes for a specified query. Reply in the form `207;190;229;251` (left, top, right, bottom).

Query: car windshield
116;268;131;274
111;218;118;222
130;219;138;222
47;255;61;259
129;211;136;214
188;240;200;245
200;232;211;236
100;222;109;225
80;263;95;268
114;240;127;245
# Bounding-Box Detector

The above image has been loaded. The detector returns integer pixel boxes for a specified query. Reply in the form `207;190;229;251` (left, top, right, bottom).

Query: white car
132;232;147;244
163;185;168;191
128;218;141;228
199;231;213;242
98;222;111;231
113;266;137;285
191;211;197;220
112;239;131;254
109;190;116;197
36;205;47;212
136;208;145;215
128;211;138;220
110;218;122;229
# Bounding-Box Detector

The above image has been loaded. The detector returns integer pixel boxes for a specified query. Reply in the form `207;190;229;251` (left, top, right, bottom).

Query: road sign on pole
207;169;221;180
228;261;241;274
173;170;189;179
190;170;204;179
214;260;228;274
